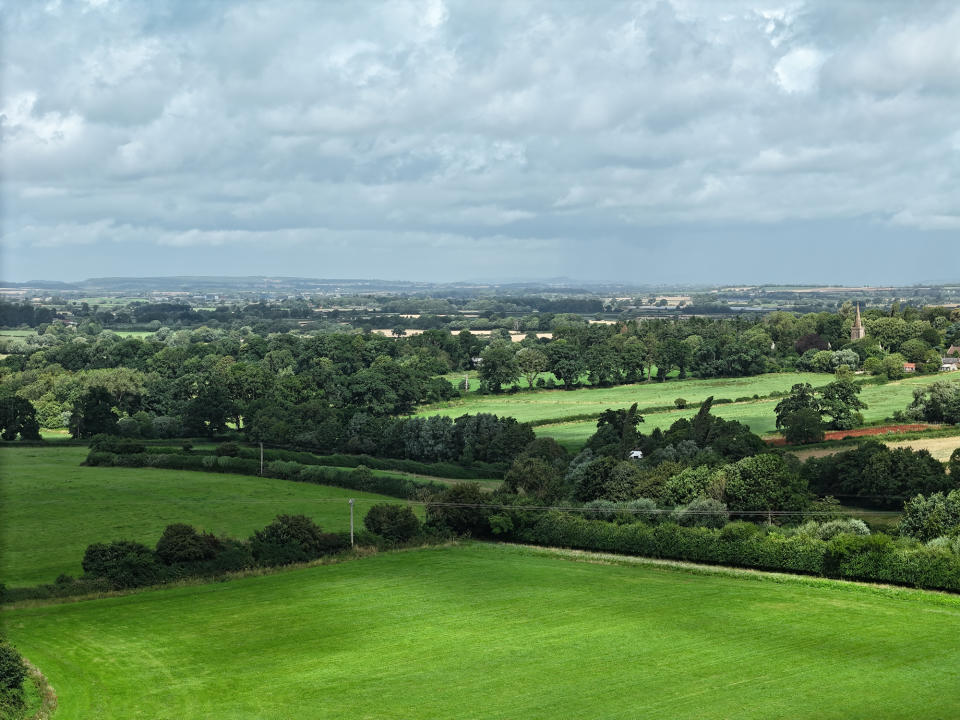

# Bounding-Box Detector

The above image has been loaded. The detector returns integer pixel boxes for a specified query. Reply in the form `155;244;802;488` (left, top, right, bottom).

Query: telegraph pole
349;498;355;547
259;442;264;476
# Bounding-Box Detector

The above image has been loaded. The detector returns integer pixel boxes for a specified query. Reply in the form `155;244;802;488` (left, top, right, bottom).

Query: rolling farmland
419;372;831;424
0;446;413;587
530;373;960;450
5;543;960;719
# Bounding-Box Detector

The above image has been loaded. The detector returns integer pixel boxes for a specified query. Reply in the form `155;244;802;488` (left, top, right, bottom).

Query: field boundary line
496;542;960;606
0;541;463;611
24;658;58;720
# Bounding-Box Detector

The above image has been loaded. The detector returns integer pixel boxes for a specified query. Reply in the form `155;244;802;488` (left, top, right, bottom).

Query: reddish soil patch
766;424;939;446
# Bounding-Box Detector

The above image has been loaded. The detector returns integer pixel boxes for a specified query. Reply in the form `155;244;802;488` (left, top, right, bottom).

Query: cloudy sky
3;0;960;284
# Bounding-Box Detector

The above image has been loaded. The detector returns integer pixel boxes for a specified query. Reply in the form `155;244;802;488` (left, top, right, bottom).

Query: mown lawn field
534;373;960;450
420;372;831;424
5;543;960;719
0;446;419;587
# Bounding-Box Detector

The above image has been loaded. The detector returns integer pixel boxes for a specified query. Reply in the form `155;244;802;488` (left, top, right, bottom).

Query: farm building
903;362;917;373
948;345;960;356
942;357;960;372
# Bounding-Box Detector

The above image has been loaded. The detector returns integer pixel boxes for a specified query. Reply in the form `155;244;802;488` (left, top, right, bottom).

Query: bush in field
215;442;242;457
0;639;28;713
82;540;165;589
363;504;421;543
426;483;491;536
250;514;330;565
674;398;687;409
155;524;221;565
950;448;960;477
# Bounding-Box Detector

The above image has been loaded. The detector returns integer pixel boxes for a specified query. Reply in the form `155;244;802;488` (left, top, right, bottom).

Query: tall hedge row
514;513;960;592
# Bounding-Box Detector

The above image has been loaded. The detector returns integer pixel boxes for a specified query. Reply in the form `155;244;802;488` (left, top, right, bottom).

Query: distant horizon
2;273;959;291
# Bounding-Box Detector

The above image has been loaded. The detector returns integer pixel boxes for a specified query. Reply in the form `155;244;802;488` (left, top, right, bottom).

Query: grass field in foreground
0;446;416;587
419;372;831;423
5;543;960;720
535;373;960;450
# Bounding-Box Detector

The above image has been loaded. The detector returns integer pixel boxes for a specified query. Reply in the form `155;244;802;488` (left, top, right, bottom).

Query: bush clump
250;514;347;566
363;504;421;543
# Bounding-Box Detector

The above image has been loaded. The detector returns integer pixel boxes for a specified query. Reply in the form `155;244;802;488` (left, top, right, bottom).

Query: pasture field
420;372;831;424
0;446;424;587
534;373;960;450
5;543;960;719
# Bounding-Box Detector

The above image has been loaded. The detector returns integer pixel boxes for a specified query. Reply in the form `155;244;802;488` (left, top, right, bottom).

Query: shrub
215;442;242;457
363;504;421;543
674;398;688;409
0;640;27;713
155;523;221;565
426;483;491;536
796;518;870;541
673;497;730;529
81;540;165;589
250;514;329;565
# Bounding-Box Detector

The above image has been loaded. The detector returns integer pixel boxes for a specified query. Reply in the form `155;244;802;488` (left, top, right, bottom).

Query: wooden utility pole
349;498;355;547
259;442;264;476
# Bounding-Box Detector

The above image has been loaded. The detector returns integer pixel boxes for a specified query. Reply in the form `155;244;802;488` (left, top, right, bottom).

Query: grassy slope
534;373;960;450
419;372;831;424
5;543;960;720
0;446;412;587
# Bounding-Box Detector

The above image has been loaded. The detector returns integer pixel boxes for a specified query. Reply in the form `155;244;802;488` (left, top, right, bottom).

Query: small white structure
628;450;644;460
941;357;960;372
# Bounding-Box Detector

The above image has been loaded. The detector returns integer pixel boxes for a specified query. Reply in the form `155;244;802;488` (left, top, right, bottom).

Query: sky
3;0;960;285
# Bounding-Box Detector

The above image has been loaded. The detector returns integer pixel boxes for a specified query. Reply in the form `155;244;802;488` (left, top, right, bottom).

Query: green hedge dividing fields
84;451;447;499
514;513;960;591
81;451;960;592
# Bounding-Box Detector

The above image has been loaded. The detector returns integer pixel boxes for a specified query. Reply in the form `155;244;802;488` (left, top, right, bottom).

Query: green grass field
5;543;960;719
0;446;417;587
534;373;960;450
420;372;832;424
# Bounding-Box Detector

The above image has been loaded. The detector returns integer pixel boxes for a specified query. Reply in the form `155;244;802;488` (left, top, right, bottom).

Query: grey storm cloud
2;0;960;283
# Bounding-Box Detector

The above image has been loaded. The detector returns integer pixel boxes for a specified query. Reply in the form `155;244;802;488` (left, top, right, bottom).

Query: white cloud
3;0;960;281
774;47;825;93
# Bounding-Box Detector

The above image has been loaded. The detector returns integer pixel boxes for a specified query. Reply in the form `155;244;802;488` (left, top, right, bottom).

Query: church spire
850;303;866;341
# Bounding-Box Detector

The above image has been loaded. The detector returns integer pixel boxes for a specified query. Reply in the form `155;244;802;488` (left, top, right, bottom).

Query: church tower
850;303;866;341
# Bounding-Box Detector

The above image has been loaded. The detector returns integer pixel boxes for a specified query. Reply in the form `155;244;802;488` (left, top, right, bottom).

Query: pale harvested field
887;436;960;462
791;435;960;463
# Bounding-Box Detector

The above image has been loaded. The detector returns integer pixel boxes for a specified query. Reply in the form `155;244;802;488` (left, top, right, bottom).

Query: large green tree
0;392;41;441
69;385;118;438
478;341;520;392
